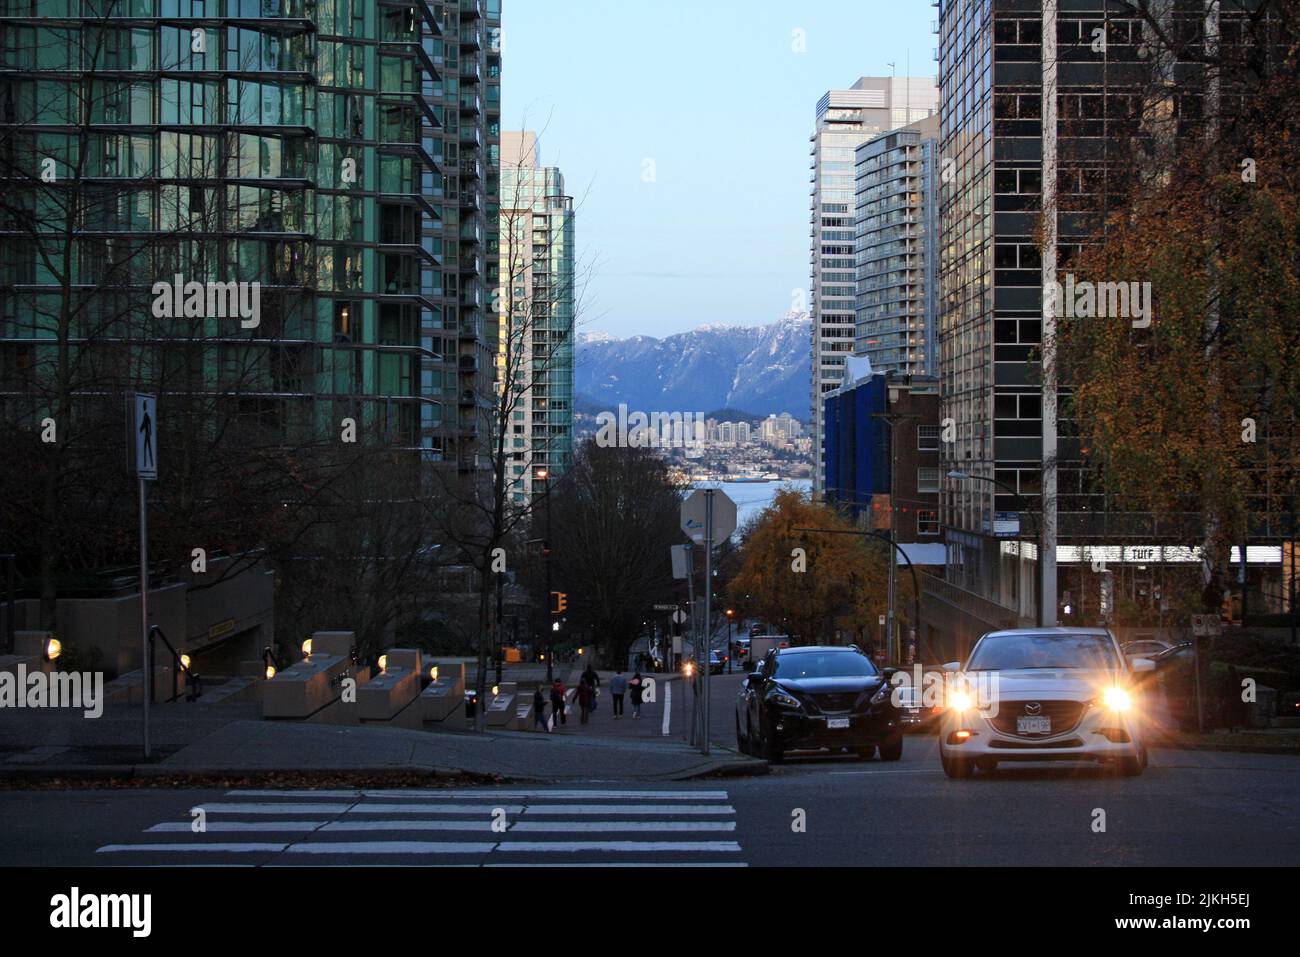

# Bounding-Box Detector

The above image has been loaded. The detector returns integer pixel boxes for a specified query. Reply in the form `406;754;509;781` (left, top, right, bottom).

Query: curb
0;758;771;786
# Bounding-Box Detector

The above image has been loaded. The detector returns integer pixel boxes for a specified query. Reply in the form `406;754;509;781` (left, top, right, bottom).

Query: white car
939;627;1153;779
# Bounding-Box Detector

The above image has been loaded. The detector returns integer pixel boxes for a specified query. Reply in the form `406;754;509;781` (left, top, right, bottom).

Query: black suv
737;645;902;763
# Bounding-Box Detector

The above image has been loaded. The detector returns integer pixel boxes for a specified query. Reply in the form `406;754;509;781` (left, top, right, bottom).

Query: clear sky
501;0;936;339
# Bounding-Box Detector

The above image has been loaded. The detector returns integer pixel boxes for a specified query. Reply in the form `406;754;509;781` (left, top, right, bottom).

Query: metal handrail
148;624;201;702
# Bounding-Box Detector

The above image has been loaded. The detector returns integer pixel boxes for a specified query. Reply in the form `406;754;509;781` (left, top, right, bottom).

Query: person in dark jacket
533;686;549;731
574;678;594;724
550;679;567;726
629;671;645;718
582;663;601;689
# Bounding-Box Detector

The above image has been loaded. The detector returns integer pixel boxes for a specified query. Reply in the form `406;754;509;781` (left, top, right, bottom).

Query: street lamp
947;469;1046;627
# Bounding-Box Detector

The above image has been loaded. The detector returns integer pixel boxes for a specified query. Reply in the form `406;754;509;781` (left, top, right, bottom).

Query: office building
853;114;940;377
499;132;575;502
810;76;937;496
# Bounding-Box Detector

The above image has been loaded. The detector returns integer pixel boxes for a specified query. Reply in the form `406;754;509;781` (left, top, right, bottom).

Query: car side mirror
882;667;900;682
1131;657;1156;673
941;661;961;673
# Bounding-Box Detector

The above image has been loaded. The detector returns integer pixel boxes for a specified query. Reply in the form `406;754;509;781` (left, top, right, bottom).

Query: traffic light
551;591;567;615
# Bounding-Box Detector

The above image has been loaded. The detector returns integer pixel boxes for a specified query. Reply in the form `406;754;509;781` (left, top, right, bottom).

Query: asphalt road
2;736;1296;867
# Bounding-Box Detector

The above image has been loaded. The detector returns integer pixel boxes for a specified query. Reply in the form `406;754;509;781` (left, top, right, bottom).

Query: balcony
458;354;479;373
460;220;483;245
459;156;483;180
460;0;482;18
458;91;481;115
459;28;482;51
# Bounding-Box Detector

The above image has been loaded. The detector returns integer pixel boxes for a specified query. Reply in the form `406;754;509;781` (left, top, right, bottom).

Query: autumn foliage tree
1056;3;1300;611
728;489;909;649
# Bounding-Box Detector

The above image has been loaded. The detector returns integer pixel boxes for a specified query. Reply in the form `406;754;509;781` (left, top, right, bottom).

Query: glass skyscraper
810;76;936;496
0;0;501;477
498;131;574;503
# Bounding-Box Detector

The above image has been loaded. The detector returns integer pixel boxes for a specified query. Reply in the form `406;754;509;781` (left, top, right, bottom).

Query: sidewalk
0;696;765;784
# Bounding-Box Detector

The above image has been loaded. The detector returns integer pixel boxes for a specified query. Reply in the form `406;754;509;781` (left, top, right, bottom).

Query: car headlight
870;684;891;705
1102;686;1132;711
949;690;974;712
769;690;803;710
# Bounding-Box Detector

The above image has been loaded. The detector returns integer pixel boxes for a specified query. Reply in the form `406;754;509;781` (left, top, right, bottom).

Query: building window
917;509;939;535
917;467;940;493
917;424;940;450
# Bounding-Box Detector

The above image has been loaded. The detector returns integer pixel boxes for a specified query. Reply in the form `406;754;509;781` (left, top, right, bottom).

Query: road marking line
344;804;526;815
97;843;287;854
663;681;672;735
320;821;502;832
193;803;355;815
511;821;736;832
520;804;734;815
284;842;496;855
494;841;741;853
147;822;324;833
488;862;747;868
224;789;729;800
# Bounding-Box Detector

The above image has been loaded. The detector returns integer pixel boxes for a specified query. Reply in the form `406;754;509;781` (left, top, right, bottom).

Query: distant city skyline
502;0;935;339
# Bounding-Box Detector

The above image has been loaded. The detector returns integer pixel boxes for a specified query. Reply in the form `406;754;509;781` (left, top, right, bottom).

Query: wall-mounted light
45;638;62;662
302;638;313;657
265;664;277;680
378;654;388;672
430;665;439;681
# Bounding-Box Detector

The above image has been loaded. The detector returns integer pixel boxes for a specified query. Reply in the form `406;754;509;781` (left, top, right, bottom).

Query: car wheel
762;725;784;764
1119;754;1144;777
941;752;973;779
856;745;876;761
878;736;903;761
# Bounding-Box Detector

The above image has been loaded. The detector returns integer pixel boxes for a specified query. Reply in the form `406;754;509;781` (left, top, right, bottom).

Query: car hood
774;676;886;695
971;669;1125;700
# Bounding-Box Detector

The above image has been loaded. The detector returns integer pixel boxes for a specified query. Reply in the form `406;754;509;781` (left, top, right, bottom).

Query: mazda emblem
1024;702;1042;715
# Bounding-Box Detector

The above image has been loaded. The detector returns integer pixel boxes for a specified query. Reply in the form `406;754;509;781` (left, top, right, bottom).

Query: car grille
988;700;1085;736
810;692;861;714
988;737;1085;749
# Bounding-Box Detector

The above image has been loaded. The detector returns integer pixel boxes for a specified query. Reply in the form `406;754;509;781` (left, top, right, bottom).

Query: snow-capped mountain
576;312;811;418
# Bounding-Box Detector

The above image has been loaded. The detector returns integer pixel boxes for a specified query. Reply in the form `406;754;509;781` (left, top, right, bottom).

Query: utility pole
872;408;916;660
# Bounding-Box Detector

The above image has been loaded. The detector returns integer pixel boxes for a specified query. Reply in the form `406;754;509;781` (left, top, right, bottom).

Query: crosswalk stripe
495;841;742;853
97;788;745;864
487;862;747;868
519;804;734;815
224;789;730;800
284;842;496;855
147;822;324;833
98;843;286;854
510;821;736;832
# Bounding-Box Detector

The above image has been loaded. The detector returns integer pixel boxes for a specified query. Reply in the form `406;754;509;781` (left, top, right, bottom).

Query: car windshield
966;633;1121;672
771;651;878;679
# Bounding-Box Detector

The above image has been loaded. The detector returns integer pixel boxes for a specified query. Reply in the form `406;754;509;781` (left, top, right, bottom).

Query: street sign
132;393;158;481
653;604;678;611
670;543;691;580
680;488;737;544
672;609;687;624
1190;613;1221;638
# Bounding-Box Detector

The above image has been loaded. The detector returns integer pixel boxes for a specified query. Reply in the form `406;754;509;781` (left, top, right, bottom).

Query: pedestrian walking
629;670;644;718
575;678;594;724
582;662;601;689
533;686;549;732
610;670;628;718
550;678;567;727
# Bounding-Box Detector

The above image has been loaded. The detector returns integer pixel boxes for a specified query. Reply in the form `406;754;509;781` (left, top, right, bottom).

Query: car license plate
827;717;850;730
1017;716;1051;735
